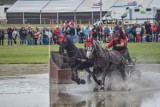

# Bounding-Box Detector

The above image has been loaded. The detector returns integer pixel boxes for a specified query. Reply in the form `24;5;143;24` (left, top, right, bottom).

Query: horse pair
59;38;126;91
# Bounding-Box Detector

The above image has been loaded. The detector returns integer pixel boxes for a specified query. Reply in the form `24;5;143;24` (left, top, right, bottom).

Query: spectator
27;27;34;45
70;26;76;43
7;27;13;45
136;24;141;42
140;24;144;42
66;26;71;40
78;25;84;44
43;28;49;45
63;20;68;27
103;25;110;43
151;23;157;42
158;34;160;42
92;25;98;41
37;28;43;45
33;27;40;45
0;28;4;45
19;27;27;45
84;25;90;37
130;24;136;42
69;20;75;27
48;28;53;44
97;23;103;42
145;21;152;42
12;27;18;45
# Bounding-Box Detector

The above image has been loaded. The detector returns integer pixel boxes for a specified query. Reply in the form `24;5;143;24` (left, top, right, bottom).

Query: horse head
58;36;67;55
86;40;102;59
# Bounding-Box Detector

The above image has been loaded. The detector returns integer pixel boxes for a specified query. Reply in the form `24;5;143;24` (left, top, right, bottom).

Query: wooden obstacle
50;51;71;84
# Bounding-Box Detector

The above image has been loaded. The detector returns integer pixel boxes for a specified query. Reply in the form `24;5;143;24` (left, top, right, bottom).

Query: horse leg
118;63;126;81
85;68;92;84
100;69;108;91
85;68;102;85
107;71;112;91
71;63;86;85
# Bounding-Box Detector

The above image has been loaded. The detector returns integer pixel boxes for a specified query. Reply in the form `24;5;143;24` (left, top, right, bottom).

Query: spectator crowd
0;20;160;46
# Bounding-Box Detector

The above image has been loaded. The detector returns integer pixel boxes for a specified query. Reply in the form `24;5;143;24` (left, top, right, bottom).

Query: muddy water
0;64;160;107
50;64;160;107
0;74;49;107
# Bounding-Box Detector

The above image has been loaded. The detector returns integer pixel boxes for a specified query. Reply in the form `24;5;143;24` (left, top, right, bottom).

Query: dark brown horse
59;38;101;85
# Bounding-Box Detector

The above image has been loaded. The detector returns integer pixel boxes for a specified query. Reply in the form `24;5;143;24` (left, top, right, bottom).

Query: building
0;0;16;24
6;0;160;24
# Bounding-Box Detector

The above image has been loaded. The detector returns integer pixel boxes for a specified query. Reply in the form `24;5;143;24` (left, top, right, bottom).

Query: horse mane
93;40;105;53
66;38;78;51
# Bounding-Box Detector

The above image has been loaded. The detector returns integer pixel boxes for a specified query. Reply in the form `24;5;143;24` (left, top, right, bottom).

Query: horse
59;37;101;85
86;40;126;91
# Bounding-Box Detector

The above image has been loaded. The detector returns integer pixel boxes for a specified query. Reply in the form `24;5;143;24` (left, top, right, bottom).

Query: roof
7;0;49;13
7;0;160;13
41;0;84;13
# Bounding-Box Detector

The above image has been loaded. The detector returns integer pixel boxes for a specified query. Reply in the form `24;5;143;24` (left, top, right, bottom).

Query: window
146;8;151;11
134;9;139;12
4;7;8;13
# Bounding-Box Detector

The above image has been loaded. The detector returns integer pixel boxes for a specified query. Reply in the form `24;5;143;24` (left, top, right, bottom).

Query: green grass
0;42;160;64
128;42;160;63
0;45;55;64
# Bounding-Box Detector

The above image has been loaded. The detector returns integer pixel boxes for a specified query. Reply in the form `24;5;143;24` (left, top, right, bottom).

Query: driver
111;25;132;64
106;32;127;58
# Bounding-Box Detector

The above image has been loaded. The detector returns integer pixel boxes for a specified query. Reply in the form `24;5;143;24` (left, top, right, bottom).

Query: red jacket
107;39;126;53
54;28;60;36
57;34;66;43
151;25;157;32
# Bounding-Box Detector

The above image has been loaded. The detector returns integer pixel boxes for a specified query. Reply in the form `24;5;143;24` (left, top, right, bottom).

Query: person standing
97;23;103;42
151;23;157;42
0;28;4;45
145;21;152;42
12;27;18;45
136;24;141;42
33;27;40;45
19;27;27;45
92;25;98;41
27;27;34;45
103;25;110;43
7;27;13;45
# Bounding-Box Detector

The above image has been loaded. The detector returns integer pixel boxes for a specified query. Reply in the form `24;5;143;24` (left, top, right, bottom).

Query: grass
128;42;160;63
0;42;160;64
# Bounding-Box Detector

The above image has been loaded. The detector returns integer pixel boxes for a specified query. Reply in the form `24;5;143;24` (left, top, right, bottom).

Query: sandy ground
0;64;48;76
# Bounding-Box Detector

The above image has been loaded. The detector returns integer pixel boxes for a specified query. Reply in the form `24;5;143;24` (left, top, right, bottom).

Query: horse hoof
93;87;98;92
100;87;105;91
107;87;112;91
80;79;86;84
97;80;102;86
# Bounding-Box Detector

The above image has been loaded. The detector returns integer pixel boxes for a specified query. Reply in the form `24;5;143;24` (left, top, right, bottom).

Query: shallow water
50;64;160;107
0;74;49;107
0;64;160;107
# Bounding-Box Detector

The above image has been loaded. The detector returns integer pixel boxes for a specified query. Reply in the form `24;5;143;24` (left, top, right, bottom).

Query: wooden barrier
50;51;71;84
